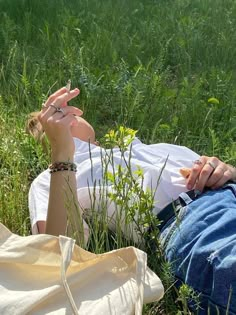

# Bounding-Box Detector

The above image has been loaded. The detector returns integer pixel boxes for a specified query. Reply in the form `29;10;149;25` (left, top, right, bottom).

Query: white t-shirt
29;138;199;238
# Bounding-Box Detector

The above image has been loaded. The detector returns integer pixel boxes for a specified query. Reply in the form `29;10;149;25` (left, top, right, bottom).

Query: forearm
46;171;70;236
38;86;89;244
46;162;89;244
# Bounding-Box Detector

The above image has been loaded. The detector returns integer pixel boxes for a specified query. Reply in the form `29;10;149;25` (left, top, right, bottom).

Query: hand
38;87;83;162
185;156;236;192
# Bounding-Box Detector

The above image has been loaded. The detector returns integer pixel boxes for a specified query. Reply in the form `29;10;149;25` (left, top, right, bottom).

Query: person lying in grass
28;86;236;315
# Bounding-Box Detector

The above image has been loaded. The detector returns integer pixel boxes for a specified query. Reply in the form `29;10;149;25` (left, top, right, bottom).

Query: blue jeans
160;183;236;314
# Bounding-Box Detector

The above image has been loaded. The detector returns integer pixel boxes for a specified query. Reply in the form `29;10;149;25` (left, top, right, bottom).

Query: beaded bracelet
49;161;77;174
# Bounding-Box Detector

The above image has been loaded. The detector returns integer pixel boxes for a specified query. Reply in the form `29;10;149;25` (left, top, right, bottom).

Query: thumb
179;167;191;179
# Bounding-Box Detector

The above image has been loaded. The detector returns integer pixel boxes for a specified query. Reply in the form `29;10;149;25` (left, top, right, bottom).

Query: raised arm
38;87;89;244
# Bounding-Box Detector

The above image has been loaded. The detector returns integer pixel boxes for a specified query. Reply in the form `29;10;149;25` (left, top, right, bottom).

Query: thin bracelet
49;161;77;174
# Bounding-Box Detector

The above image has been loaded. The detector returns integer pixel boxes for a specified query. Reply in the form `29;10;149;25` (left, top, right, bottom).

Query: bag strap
59;236;146;315
59;236;79;315
134;248;146;315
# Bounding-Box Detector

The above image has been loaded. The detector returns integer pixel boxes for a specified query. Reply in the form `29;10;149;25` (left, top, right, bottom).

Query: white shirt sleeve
28;170;50;234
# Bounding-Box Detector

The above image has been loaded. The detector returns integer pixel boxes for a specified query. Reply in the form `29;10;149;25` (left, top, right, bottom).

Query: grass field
0;0;236;313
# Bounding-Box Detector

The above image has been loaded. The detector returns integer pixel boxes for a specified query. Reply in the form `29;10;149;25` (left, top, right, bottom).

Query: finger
43;87;68;110
60;114;77;126
38;105;57;124
205;163;226;187
52;88;80;108
195;157;219;192
47;110;66;122
40;106;83;126
211;170;233;189
186;156;207;190
47;114;77;136
180;168;191;179
61;101;68;108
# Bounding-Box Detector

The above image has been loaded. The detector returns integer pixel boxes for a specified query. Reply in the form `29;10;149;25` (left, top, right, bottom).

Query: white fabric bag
0;223;164;315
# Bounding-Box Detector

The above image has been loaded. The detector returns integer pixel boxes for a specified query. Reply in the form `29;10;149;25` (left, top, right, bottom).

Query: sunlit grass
0;0;236;313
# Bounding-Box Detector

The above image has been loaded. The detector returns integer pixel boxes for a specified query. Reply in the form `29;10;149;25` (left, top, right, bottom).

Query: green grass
0;0;236;313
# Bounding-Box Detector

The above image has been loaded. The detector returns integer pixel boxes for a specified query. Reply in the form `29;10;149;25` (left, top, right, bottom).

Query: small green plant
103;125;138;150
66;125;192;313
102;127;160;246
1;0;236;313
177;283;201;315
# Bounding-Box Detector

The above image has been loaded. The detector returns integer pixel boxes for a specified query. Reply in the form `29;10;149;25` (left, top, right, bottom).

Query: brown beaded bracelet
49;161;77;174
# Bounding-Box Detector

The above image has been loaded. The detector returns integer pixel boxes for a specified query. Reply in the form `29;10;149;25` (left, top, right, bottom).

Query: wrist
51;151;74;164
51;140;75;163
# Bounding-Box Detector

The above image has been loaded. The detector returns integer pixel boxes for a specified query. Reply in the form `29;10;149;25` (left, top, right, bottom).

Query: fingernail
73;109;83;116
187;184;192;190
194;189;201;196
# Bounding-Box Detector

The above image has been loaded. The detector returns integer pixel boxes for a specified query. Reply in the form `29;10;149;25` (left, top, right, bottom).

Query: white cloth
29;138;199;238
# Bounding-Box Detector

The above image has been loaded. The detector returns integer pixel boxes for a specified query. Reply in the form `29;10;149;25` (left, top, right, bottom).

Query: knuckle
192;165;200;173
213;170;221;177
221;162;227;169
211;156;219;163
201;168;209;176
52;99;59;106
225;172;232;181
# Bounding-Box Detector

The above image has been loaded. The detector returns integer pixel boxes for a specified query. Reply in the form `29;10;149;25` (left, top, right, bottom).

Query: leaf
208;97;219;105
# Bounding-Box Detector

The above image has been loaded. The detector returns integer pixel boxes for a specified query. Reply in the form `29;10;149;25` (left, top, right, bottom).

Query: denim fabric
160;183;236;314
